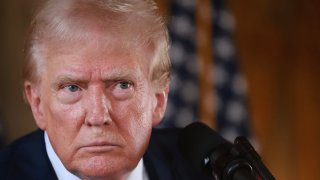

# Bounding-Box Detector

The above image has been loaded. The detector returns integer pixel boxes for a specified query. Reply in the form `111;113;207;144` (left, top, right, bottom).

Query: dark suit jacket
0;129;211;180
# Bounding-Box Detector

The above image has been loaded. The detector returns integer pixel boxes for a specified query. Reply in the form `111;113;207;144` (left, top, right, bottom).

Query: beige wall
230;0;320;179
1;0;319;180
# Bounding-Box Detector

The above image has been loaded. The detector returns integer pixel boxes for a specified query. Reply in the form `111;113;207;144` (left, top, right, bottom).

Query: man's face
26;39;167;179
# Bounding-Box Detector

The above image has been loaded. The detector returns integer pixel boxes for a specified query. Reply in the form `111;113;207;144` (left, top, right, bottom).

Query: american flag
159;0;252;141
160;0;199;128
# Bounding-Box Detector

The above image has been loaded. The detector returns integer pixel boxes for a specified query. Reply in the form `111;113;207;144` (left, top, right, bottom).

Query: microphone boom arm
234;137;275;180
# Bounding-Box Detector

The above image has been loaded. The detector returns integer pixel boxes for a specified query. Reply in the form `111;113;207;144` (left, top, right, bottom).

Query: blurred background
0;0;319;180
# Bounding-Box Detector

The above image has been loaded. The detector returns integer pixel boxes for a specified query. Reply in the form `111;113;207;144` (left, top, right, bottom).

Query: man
0;0;210;179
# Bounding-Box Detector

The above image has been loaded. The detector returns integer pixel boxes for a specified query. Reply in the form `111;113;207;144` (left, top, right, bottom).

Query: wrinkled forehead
42;32;155;64
42;20;152;51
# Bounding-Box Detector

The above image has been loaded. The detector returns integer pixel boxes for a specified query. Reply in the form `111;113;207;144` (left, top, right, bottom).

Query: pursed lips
80;141;122;153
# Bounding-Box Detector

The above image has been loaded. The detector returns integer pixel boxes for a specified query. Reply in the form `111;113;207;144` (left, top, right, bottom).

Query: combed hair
23;0;171;91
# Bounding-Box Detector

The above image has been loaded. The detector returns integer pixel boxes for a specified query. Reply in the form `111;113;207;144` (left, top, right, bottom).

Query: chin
71;156;136;180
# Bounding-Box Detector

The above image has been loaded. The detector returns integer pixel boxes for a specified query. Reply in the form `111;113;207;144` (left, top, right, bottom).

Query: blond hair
23;0;171;90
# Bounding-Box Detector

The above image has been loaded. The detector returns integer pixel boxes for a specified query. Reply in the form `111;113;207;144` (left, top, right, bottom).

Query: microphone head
178;122;232;172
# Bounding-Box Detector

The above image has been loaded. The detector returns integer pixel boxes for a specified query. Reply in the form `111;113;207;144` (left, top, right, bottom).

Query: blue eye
119;81;131;89
66;85;80;92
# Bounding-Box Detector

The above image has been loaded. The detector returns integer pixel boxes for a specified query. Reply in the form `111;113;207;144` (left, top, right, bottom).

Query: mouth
80;142;121;153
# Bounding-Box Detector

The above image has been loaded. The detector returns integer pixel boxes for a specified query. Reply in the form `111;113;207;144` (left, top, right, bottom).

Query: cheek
113;95;154;148
44;98;85;145
48;100;84;126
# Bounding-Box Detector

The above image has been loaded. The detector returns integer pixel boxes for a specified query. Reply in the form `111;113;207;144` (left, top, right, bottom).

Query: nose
84;86;112;127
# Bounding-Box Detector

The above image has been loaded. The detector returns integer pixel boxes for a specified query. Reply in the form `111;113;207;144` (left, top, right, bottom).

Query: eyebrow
104;69;138;80
51;75;89;88
51;69;142;88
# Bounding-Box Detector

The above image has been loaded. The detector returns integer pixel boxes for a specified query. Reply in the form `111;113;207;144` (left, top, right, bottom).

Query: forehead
40;36;154;81
44;25;155;60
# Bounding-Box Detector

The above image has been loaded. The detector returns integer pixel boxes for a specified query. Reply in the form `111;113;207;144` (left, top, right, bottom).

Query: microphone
178;122;275;180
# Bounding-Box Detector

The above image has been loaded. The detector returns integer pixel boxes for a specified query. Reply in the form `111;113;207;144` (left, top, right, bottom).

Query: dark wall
0;0;41;144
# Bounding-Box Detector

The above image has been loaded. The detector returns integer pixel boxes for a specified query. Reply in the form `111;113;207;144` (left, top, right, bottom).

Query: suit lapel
7;130;58;179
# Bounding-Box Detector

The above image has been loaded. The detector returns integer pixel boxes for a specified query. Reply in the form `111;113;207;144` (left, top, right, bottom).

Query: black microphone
178;122;275;180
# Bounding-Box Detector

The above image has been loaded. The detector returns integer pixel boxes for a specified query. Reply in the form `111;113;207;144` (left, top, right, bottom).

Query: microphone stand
209;136;275;180
234;137;275;180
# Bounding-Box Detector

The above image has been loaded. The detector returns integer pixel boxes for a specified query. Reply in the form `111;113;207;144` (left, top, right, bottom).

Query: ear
24;81;47;130
151;86;169;126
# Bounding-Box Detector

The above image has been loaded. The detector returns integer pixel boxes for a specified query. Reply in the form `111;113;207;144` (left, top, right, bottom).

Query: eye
56;84;82;104
112;80;134;100
65;84;81;92
118;81;131;89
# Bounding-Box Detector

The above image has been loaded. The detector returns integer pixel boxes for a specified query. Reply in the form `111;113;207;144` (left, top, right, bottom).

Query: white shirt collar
44;132;149;180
